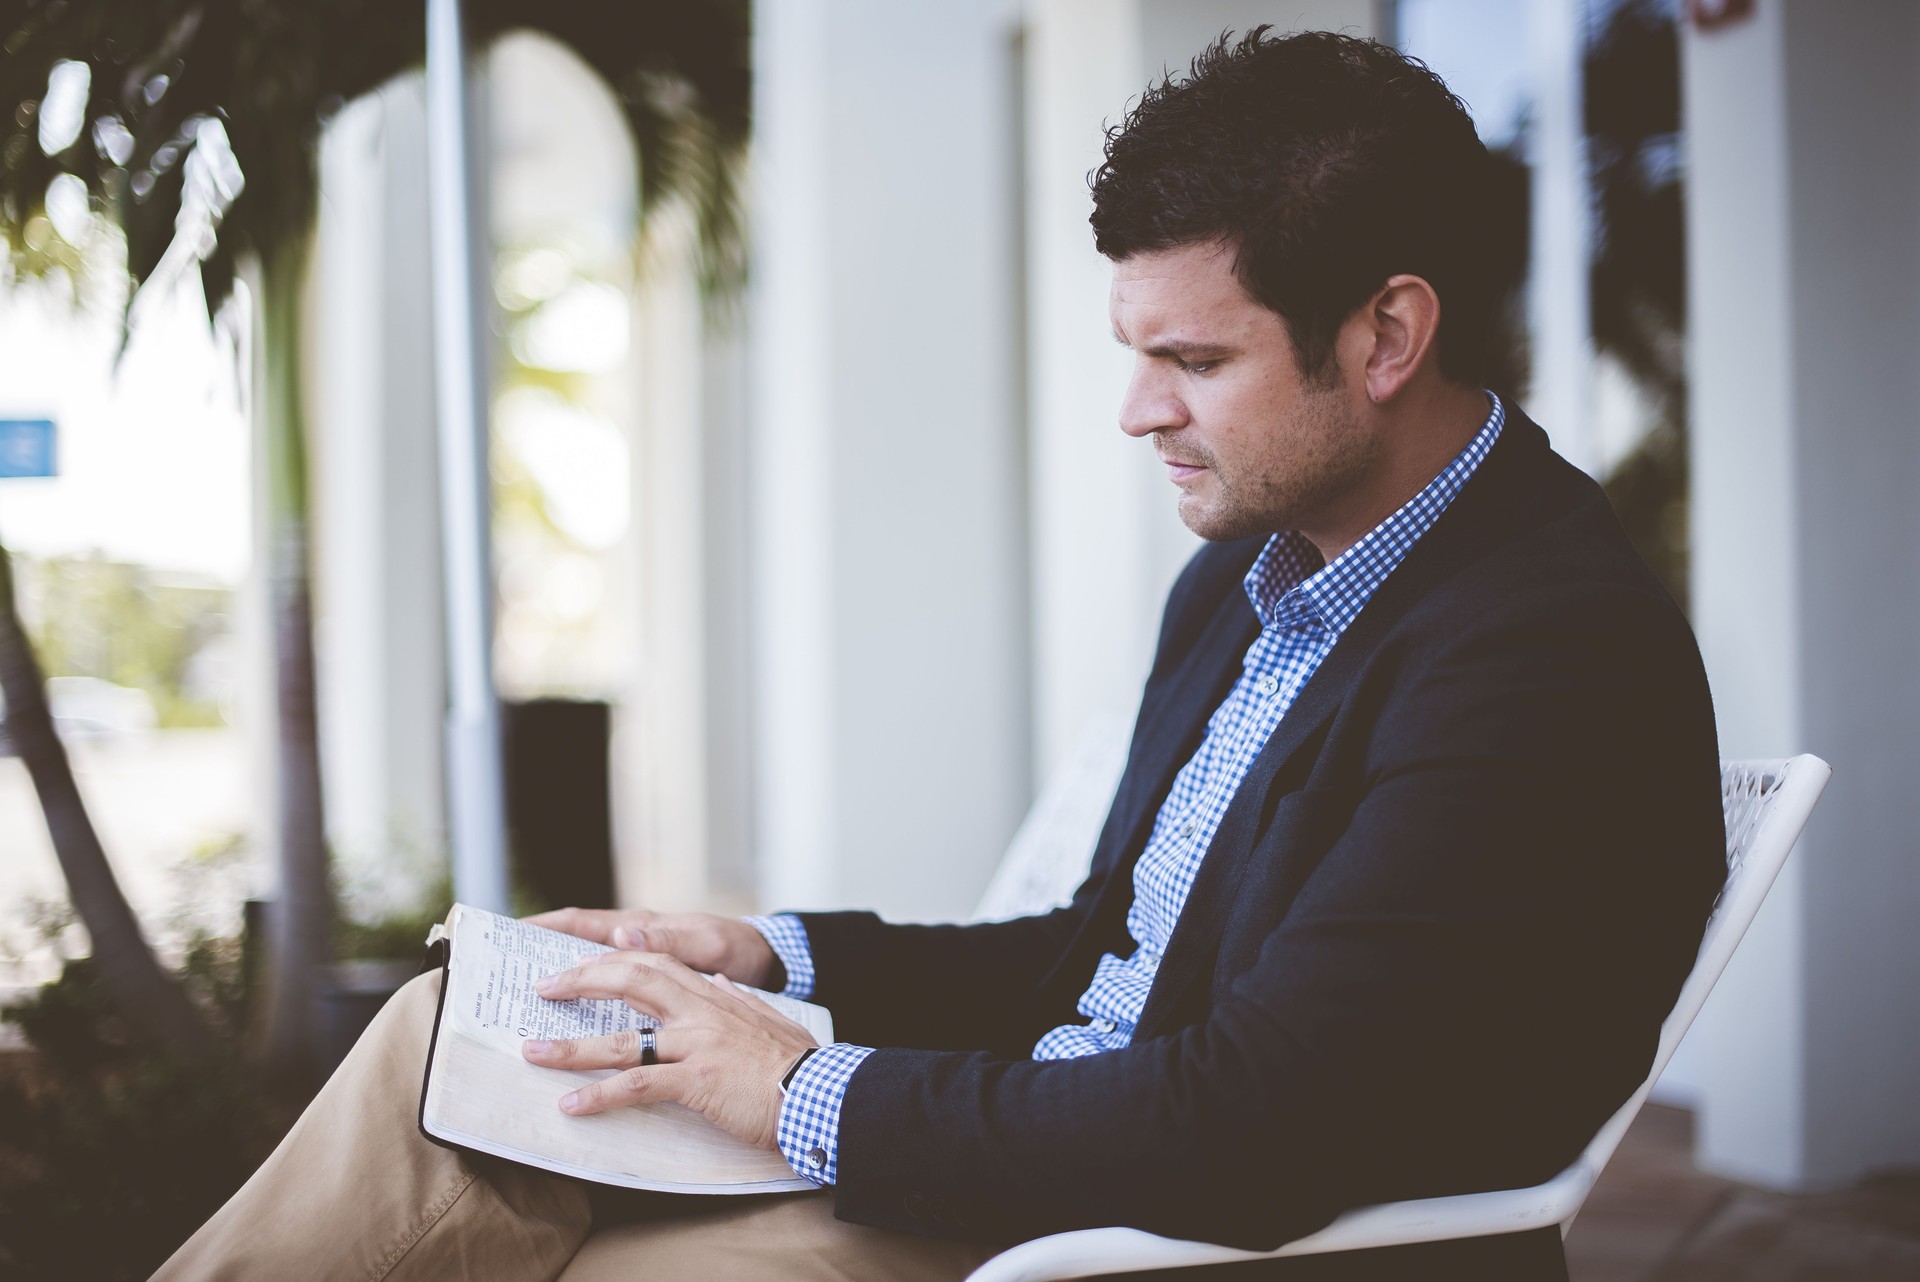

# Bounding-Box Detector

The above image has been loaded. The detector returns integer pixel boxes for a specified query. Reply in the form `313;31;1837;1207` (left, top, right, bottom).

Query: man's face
1109;241;1381;543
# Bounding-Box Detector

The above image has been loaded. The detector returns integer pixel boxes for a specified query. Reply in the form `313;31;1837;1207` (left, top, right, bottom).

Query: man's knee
332;967;442;1076
395;966;442;1010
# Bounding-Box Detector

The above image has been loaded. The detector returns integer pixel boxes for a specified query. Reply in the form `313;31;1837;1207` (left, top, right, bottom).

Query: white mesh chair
965;755;1832;1282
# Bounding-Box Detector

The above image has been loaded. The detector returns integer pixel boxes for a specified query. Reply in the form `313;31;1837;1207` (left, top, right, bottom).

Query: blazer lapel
1134;415;1552;1038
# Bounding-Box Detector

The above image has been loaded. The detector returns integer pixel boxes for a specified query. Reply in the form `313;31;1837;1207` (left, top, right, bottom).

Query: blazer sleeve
823;582;1726;1249
794;896;1101;1053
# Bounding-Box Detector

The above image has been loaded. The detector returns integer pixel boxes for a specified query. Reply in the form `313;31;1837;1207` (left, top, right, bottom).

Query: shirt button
1180;819;1197;838
1259;675;1280;697
806;1147;827;1170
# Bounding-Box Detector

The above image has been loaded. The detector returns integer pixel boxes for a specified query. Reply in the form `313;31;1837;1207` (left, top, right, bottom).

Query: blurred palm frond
0;0;751;331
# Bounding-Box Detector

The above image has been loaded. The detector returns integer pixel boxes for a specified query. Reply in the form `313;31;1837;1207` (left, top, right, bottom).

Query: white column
426;0;512;915
1685;0;1920;1188
611;237;755;913
750;0;1030;920
620;232;706;911
1023;0;1375;782
310;79;449;912
1524;0;1594;474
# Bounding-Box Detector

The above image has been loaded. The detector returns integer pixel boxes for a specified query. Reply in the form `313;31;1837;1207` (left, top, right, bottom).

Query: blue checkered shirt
747;393;1505;1184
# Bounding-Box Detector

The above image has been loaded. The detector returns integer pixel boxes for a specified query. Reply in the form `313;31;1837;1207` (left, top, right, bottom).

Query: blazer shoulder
1414;412;1696;652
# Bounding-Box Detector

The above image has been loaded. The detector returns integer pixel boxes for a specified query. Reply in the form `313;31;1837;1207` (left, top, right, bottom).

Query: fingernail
536;974;557;993
560;1092;582;1113
614;927;643;949
524;1039;552;1055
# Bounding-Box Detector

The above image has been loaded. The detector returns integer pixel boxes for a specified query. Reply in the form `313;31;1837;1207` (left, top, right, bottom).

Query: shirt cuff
775;1042;874;1186
742;913;816;999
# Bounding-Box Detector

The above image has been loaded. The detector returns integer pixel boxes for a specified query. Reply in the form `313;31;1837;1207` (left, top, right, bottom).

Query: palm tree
1586;0;1687;607
0;546;217;1053
0;0;749;1078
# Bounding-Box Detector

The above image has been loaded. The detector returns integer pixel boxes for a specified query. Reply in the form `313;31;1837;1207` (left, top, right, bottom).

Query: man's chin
1177;496;1276;542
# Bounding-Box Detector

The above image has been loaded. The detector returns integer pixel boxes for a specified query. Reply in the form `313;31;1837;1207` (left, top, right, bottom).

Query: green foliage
329;867;552;960
9;552;231;729
0;937;293;1282
333;868;453;962
0;0;752;336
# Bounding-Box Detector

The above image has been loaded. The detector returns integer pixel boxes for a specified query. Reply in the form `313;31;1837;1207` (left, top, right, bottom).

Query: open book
418;903;834;1194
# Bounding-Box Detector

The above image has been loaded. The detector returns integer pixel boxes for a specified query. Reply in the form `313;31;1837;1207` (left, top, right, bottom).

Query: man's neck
1302;382;1493;564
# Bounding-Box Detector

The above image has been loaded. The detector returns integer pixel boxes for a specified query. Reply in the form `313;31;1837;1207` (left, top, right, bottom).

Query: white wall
750;0;1032;920
1023;0;1169;785
1685;0;1920;1188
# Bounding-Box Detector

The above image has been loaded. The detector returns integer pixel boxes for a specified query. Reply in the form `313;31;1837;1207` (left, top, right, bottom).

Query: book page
444;907;833;1054
422;905;835;1193
425;1024;813;1192
445;908;655;1053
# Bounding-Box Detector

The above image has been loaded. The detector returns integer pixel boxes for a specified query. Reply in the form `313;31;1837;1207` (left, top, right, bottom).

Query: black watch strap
779;1046;821;1095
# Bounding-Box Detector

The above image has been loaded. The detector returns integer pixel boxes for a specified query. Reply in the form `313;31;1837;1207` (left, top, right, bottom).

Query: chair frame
966;755;1832;1282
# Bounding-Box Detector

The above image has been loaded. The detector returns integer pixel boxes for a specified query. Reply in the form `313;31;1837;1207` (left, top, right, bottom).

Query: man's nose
1117;363;1189;438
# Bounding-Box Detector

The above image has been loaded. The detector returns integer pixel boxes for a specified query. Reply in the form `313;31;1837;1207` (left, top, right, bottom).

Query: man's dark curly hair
1091;28;1500;385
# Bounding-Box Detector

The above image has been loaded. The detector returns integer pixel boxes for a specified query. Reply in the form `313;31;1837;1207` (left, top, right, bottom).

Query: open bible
417;903;835;1194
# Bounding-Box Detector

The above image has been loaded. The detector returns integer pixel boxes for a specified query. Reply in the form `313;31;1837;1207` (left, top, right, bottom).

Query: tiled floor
1565;1105;1920;1281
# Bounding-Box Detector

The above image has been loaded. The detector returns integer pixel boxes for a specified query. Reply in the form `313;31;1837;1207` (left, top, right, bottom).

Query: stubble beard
1170;384;1379;543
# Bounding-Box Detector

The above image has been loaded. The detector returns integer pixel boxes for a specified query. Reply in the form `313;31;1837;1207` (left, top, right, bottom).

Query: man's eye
1179;359;1216;374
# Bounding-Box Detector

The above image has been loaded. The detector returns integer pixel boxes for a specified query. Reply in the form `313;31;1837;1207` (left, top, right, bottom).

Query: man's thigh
556;1190;997;1282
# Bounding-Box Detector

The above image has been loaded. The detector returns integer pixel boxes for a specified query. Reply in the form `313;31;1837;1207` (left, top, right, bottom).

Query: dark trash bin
502;697;615;914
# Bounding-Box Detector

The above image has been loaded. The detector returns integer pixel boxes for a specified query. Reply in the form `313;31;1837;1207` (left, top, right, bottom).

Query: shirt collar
1243;391;1507;636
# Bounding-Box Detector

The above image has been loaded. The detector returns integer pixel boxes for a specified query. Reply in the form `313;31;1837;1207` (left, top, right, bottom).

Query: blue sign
0;419;56;478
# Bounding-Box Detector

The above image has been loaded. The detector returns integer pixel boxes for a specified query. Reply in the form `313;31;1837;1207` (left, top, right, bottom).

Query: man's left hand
521;951;817;1151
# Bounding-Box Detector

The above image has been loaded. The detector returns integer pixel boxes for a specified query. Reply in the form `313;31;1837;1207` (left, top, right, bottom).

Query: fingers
558;1063;692;1116
528;911;752;984
522;1026;664;1071
609;918;706;959
523;906;622;944
536;951;710;1019
523;906;669;948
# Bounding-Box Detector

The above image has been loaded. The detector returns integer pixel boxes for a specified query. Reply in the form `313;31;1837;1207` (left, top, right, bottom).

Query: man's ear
1357;274;1442;403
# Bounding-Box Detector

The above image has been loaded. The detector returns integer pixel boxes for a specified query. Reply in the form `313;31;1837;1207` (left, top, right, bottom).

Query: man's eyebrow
1115;335;1233;359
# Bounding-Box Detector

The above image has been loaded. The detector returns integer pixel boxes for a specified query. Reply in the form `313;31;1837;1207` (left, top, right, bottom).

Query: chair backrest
972;709;1131;922
1557;755;1831;1205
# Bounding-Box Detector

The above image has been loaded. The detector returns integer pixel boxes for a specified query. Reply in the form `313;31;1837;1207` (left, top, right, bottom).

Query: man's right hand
523;907;784;991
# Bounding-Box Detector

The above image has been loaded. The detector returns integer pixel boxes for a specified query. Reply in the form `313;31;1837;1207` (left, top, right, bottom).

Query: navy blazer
796;411;1725;1280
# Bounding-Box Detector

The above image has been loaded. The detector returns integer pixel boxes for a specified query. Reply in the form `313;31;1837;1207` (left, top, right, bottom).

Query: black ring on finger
639;1026;658;1066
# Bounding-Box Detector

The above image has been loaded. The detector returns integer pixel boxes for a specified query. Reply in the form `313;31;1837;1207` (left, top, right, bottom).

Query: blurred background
1;0;1915;1277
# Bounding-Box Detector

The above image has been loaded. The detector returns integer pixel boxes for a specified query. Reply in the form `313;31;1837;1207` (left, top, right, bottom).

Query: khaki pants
154;972;997;1282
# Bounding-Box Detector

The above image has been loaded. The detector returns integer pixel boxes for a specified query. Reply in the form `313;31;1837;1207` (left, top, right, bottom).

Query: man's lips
1160;457;1208;483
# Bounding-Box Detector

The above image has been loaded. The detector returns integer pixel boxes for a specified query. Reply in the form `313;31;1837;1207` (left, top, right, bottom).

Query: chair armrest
964;1166;1594;1282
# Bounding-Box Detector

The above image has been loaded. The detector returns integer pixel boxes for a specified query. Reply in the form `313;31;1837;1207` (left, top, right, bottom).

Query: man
159;28;1723;1282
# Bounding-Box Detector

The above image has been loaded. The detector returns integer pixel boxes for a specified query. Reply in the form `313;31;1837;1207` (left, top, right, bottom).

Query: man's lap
160;968;990;1280
564;1189;994;1281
